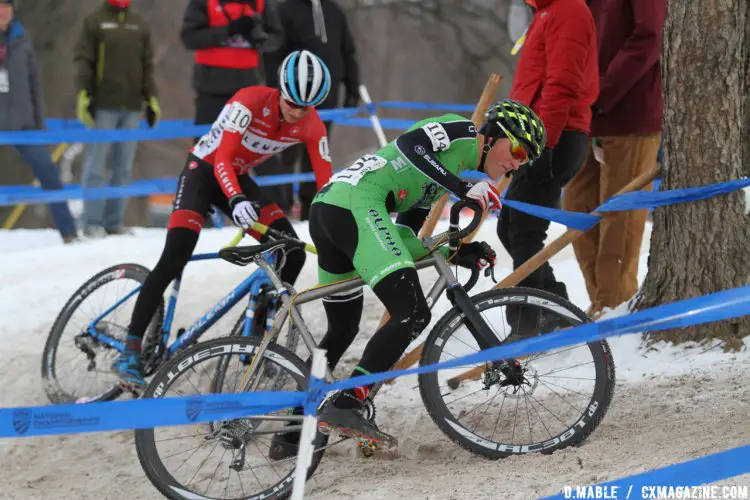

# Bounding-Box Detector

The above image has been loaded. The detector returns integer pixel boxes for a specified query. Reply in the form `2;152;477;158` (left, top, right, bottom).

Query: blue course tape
0;174;323;206
0;391;303;438
2;175;749;230
1;170;479;206
502;199;600;231
378;101;475;113
2;283;750;440
321;284;750;394
597;178;750;213
0;109;360;145
543;445;750;499
333;117;416;130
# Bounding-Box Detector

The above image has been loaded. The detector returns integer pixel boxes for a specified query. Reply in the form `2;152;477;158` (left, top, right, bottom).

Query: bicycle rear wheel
135;337;327;500
41;263;164;404
419;287;615;458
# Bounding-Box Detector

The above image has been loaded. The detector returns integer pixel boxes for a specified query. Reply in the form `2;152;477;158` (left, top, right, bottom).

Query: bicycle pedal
355;433;398;454
357;439;377;457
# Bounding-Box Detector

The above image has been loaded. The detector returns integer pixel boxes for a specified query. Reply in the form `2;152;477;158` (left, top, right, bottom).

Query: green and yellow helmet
483;99;546;163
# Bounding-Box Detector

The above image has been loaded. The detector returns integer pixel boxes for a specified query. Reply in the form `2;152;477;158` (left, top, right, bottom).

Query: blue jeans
81;109;141;231
15;144;77;238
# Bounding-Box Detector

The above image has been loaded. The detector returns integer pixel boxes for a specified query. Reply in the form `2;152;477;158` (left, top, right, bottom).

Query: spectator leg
15;144;77;239
563;142;601;306
81;109;118;231
595;134;660;308
104;110;141;231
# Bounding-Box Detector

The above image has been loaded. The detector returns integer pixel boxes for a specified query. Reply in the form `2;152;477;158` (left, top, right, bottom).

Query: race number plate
330;154;388;186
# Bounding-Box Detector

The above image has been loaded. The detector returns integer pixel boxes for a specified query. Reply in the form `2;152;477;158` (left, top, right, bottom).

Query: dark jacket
181;0;284;96
264;0;359;109
0;20;44;131
589;0;665;137
509;0;599;148
74;2;157;111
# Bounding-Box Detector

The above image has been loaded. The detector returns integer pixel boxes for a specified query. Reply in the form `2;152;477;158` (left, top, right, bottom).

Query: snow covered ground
1;220;748;499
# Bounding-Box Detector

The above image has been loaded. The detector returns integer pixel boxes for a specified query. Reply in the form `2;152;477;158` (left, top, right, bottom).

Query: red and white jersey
191;86;332;200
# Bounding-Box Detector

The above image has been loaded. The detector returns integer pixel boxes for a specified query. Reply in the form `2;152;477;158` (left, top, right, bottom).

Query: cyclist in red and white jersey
112;50;333;387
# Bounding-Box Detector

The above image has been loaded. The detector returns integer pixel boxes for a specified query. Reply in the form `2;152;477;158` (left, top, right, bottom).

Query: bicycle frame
238;236;502;393
86;251;277;356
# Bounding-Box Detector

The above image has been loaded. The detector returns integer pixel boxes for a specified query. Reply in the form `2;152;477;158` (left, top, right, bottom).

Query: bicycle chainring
141;334;166;376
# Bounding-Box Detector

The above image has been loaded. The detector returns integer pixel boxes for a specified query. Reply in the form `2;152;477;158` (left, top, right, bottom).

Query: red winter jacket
589;0;665;137
509;0;599;148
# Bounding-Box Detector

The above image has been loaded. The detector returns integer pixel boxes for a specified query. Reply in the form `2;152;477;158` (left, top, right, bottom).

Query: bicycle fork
433;257;501;351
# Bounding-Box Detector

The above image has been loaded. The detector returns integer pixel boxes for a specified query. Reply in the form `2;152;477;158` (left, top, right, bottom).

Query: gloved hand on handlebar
464;181;501;212
229;195;259;229
450;241;497;270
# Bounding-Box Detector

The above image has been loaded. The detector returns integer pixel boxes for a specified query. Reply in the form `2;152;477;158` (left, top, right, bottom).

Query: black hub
483;359;526;391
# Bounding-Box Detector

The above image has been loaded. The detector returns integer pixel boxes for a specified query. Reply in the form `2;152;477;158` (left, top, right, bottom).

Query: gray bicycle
134;200;616;500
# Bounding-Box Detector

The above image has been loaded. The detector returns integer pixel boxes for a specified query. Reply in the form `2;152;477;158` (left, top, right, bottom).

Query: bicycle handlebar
448;199;483;247
448;200;485;293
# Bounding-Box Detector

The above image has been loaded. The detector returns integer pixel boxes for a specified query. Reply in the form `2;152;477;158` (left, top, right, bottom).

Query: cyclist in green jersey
270;99;546;456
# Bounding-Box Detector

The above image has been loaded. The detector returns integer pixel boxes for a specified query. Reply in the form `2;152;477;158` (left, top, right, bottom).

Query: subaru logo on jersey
188;161;198;170
290;127;300;136
414;145;426;155
263;107;271;117
241;133;294;155
185;398;203;422
422;153;448;176
12;410;31;435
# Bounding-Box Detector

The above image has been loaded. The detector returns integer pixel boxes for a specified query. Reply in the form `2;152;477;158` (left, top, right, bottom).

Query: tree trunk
636;0;750;349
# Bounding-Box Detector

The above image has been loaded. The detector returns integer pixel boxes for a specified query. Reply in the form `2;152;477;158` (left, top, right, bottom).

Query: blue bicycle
41;225;309;404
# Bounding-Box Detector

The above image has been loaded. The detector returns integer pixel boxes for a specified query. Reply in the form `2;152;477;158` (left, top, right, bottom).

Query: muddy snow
1;221;748;499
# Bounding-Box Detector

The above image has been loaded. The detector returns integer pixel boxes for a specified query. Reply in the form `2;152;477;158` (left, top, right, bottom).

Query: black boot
317;391;397;447
268;406;304;461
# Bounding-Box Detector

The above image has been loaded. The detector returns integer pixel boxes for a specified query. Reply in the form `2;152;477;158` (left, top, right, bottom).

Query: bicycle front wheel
135;336;327;500
419;287;615;458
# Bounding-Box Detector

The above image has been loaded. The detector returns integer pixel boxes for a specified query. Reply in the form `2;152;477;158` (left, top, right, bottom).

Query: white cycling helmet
278;50;331;107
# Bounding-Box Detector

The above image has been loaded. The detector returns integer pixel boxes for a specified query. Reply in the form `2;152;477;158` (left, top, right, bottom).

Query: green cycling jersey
311;113;480;287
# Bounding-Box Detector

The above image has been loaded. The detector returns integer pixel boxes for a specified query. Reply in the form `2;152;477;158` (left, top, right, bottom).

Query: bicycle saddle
219;239;303;266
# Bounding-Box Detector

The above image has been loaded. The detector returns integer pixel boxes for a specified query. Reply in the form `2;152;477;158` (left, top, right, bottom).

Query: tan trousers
562;134;660;309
